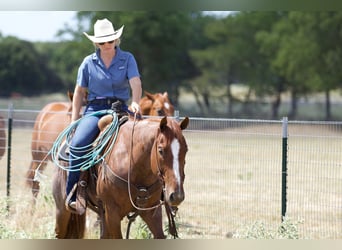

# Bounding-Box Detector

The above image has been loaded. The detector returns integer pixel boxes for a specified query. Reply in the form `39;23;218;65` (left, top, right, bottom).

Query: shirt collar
92;46;123;63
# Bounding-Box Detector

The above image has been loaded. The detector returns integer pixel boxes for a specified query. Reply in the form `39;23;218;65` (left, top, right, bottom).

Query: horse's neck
122;120;160;185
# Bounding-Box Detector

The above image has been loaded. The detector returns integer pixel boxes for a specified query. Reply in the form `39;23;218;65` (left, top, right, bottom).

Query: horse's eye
158;146;164;156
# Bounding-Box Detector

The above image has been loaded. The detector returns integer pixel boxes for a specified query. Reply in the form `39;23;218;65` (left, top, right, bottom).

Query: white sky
0;11;232;43
0;11;77;42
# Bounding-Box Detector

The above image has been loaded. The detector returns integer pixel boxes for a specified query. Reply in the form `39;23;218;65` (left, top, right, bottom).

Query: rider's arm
129;76;142;113
71;85;87;122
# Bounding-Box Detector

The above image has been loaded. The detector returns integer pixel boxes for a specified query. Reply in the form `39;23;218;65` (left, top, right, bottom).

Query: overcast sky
0;11;77;42
0;11;232;42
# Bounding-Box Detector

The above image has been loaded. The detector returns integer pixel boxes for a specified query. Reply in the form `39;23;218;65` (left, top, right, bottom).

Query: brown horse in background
26;91;176;199
25;93;73;199
52;115;189;238
0;115;6;160
140;91;175;116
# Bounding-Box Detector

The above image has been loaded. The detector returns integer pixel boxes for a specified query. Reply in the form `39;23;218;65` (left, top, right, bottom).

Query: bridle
127;113;165;211
102;113;179;238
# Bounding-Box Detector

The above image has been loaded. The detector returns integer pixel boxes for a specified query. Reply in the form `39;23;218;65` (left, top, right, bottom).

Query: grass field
0;114;341;239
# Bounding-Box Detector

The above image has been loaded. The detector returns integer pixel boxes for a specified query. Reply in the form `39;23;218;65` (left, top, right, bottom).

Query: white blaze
164;102;170;110
171;138;181;185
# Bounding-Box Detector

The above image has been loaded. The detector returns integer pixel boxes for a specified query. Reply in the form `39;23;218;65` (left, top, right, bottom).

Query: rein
127;113;165;211
126;114;178;239
102;113;178;239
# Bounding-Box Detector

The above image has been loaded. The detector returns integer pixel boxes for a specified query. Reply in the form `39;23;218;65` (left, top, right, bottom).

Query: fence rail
0;107;341;239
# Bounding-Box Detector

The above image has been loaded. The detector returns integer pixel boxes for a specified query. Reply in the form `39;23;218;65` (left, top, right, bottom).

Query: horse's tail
25;152;49;199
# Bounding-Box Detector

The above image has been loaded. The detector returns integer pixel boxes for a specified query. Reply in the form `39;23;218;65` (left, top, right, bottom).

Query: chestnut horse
26;91;175;199
140;91;174;116
26;99;72;199
0;115;6;160
52;115;189;238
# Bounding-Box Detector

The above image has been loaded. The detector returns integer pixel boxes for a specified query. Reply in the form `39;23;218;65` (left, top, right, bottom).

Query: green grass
233;217;304;239
0;97;341;239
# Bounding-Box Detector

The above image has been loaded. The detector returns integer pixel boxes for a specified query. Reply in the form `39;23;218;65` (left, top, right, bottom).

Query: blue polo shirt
76;47;140;102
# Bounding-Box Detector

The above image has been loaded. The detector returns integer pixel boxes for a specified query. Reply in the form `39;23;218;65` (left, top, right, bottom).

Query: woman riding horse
65;18;142;211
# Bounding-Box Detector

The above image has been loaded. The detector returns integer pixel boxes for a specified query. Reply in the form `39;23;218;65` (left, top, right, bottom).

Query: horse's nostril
169;192;184;205
157;109;165;116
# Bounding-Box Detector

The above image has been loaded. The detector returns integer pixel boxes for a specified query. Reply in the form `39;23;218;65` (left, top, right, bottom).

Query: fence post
281;117;288;221
174;110;180;121
6;103;13;214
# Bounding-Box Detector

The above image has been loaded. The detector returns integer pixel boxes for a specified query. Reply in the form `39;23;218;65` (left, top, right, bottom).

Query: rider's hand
131;101;141;113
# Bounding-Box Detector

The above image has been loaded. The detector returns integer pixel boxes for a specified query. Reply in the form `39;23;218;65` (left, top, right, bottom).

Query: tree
0;36;63;97
189;12;283;117
61;11;198;106
307;12;342;120
258;12;342;120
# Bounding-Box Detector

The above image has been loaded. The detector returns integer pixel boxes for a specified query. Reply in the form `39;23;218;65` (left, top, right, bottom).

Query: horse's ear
179;117;189;130
144;91;155;101
160;116;168;131
163;92;168;98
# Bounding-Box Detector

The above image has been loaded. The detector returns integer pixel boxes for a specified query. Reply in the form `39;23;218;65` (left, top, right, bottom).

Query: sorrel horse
52;115;189;238
25;96;73;199
26;91;175;199
0;115;6;160
140;91;174;116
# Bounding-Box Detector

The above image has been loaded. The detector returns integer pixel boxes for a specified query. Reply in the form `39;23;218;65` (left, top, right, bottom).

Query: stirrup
65;183;77;213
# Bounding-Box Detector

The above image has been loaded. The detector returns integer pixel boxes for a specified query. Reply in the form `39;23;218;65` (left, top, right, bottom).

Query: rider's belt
88;98;123;106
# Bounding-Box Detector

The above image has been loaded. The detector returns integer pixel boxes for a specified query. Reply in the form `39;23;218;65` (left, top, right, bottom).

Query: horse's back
31;102;71;155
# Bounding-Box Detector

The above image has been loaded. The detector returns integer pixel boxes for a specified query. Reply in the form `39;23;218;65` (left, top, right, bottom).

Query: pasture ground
0;120;341;239
0;92;341;239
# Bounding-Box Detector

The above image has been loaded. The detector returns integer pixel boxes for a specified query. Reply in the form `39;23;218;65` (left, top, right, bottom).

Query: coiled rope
35;109;119;178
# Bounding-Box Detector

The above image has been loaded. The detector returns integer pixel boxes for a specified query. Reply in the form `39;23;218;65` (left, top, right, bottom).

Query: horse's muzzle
168;191;185;206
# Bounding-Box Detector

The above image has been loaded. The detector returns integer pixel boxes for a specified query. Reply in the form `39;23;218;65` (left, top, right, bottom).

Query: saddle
63;100;130;215
58;100;129;162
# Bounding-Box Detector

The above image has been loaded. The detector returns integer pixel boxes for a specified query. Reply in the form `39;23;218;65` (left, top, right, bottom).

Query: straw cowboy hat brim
83;18;124;43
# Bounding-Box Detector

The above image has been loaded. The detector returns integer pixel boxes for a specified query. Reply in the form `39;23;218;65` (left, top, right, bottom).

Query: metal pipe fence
0;107;341;239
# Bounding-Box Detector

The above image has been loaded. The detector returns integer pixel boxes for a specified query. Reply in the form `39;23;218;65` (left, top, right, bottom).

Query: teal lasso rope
50;109;119;172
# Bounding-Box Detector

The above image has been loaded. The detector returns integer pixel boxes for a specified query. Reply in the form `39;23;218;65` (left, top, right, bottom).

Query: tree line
1;11;342;119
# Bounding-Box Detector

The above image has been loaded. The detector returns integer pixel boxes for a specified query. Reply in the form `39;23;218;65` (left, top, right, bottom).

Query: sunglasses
98;40;115;45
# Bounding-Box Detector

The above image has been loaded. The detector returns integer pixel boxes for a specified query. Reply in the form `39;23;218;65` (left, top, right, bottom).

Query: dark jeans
65;103;122;201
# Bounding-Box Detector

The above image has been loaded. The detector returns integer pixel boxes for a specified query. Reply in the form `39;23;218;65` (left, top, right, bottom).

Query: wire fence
0;107;341;239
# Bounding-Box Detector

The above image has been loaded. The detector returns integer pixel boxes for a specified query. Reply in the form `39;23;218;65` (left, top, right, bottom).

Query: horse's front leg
140;206;165;239
101;203;123;239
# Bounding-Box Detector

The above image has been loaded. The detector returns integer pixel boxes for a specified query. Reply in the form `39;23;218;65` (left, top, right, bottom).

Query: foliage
233;217;304;239
75;11;199;104
0;36;64;97
127;215;180;239
129;217;153;239
0;183;56;239
2;11;342;119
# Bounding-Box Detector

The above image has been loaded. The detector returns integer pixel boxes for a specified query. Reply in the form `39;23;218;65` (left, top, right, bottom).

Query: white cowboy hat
83;18;124;43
